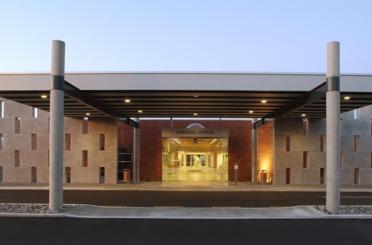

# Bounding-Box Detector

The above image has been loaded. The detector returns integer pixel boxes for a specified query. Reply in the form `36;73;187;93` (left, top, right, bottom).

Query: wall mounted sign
162;128;229;138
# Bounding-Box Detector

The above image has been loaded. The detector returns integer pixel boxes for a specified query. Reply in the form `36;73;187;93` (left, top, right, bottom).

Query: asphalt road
1;189;372;206
0;217;372;245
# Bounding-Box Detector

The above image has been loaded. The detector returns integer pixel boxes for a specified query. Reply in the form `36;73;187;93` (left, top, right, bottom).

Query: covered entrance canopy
1;73;372;123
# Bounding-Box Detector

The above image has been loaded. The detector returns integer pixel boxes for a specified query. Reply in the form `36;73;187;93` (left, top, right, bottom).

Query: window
303;151;308;168
320;135;325;152
99;134;105;151
99;167;105;184
14;150;20;167
320;168;325;185
32;107;38;118
285;168;291;184
0;101;4;118
303;118;309;135
353;135;360;152
371;152;372;168
354;168;359;185
82;150;88;167
65;134;71;151
31;167;37;183
65;167;71;183
0;166;3;183
31;133;37;150
285;136;290;152
82;118;89;134
0;134;3;150
370;120;372;136
14;117;20;134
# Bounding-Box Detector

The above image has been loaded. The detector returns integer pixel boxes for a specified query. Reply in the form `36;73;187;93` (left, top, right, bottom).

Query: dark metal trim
51;76;64;90
327;76;340;91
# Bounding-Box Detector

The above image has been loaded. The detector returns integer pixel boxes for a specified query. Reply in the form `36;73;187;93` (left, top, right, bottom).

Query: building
1;72;372;186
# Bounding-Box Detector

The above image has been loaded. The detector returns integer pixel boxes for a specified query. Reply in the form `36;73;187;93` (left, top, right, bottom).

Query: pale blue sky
0;0;371;73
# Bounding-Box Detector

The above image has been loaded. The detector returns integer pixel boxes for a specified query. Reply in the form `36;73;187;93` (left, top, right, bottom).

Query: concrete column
326;41;341;214
251;119;258;184
132;126;140;183
49;40;65;212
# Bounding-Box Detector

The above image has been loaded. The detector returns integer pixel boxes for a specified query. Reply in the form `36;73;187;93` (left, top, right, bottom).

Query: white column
326;41;341;214
49;40;65;211
252;119;258;184
132;126;140;183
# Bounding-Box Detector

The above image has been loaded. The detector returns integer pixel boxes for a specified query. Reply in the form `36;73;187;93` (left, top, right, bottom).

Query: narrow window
340;151;344;169
99;167;105;184
65;167;71;183
353;135;359;152
303;118;309;135
371;152;372;168
82;118;89;134
65;134;71;151
0;166;3;183
47;150;49;166
32;107;38;118
285;168;291;184
370;120;372;136
0;101;4;118
285;136;290;152
320;135;325;152
320;168;325;185
82;150;88;167
31;133;37;150
354;168;359;185
14;150;20;167
0;134;3;150
303;151;308;168
99;133;105;151
14;117;20;134
31;167;37;183
48;117;50;133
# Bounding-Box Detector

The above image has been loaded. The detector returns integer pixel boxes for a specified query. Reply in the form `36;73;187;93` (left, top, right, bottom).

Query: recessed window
320;168;325;185
320;135;325;152
370;120;372;136
370;152;372;168
32;107;38;118
285;136;290;152
82;150;88;167
354;168;359;185
31;133;37;150
82;118;89;134
65;167;71;183
285;168;291;184
65;134;71;151
14;150;20;167
353;135;360;152
99;133;105;151
0;101;4;118
0;166;3;183
303;118;309;135
0;134;4;150
303;151;308;168
31;167;37;183
99;167;105;184
14;117;20;134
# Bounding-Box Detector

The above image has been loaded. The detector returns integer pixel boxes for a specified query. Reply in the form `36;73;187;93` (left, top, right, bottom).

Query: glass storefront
162;137;228;183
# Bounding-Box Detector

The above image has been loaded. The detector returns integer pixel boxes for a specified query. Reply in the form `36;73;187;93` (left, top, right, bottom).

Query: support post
326;41;341;214
252;118;258;184
132;126;140;184
49;40;65;211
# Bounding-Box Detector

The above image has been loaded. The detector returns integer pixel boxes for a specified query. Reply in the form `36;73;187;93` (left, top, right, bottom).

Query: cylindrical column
132;126;140;184
326;41;340;214
251;119;258;184
49;40;65;212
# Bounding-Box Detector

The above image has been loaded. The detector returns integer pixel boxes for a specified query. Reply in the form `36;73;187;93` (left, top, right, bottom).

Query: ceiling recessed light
83;117;89;120
85;112;91;116
344;96;351;101
138;110;143;113
41;94;48;99
261;100;267;104
193;113;198;116
193;95;199;98
249;110;254;114
301;113;306;117
124;98;131;103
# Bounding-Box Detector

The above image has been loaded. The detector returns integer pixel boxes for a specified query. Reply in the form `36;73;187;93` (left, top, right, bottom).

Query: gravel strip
317;205;372;215
0;203;76;214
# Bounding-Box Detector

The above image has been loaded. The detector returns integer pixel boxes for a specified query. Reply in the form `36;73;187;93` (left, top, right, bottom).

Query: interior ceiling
0;89;371;119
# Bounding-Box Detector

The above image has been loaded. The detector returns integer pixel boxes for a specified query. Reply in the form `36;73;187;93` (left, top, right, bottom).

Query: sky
0;0;371;73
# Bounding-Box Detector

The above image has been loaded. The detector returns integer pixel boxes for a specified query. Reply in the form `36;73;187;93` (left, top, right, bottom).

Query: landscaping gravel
0;203;76;214
317;205;372;215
